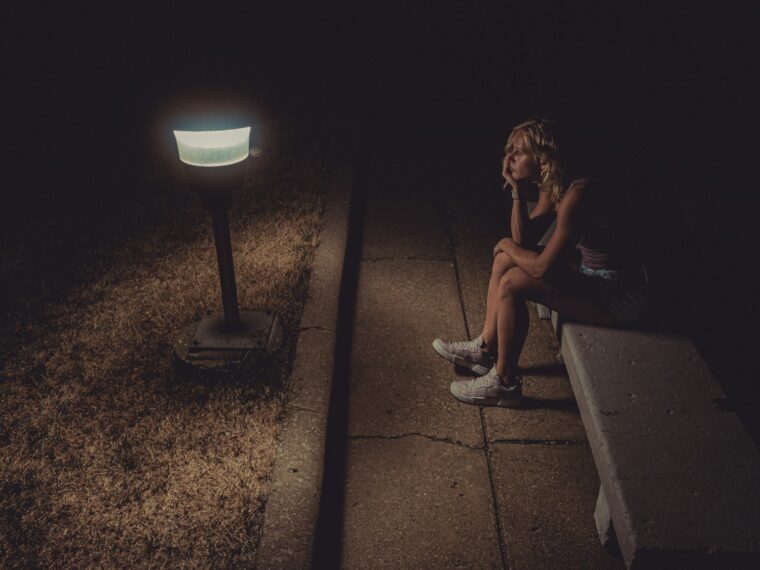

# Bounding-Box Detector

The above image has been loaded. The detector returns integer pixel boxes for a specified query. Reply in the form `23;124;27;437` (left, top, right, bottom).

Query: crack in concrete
349;432;484;450
490;438;588;446
285;403;320;414
298;325;334;333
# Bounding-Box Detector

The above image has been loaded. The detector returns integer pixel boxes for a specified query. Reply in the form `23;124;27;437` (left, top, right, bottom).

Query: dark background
4;3;760;438
6;3;756;172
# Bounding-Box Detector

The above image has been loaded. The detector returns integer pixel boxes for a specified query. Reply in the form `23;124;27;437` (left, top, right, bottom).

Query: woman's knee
491;251;516;277
498;267;531;298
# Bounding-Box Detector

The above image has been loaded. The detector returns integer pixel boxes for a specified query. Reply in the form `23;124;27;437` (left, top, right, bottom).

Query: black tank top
570;179;641;271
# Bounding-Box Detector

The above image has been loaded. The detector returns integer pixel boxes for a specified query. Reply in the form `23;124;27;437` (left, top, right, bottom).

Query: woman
433;118;650;407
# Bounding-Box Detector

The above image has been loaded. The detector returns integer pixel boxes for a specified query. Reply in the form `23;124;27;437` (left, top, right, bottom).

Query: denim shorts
578;264;651;323
543;259;651;324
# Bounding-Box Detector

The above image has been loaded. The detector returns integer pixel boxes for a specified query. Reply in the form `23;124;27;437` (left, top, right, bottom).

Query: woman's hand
493;237;515;257
501;156;519;196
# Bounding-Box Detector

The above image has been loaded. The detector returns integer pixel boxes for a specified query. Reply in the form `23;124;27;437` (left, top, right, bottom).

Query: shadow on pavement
311;108;372;570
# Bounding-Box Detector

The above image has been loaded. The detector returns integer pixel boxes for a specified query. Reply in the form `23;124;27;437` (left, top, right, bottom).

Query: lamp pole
209;198;240;329
172;126;283;365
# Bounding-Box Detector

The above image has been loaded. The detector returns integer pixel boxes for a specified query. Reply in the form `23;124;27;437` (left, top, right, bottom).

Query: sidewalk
334;122;623;569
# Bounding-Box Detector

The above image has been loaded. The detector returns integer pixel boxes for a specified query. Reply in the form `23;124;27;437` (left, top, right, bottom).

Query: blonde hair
506;118;570;204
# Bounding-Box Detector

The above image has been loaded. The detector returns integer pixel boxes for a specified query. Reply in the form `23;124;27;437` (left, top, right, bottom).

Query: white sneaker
432;336;495;376
449;367;522;408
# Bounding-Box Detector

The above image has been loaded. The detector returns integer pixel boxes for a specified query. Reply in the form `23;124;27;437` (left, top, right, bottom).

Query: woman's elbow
530;261;548;281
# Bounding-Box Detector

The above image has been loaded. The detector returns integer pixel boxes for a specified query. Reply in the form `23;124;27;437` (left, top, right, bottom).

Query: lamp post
172;125;283;365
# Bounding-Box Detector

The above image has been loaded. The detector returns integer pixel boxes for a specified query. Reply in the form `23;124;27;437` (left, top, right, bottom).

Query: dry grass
0;130;328;568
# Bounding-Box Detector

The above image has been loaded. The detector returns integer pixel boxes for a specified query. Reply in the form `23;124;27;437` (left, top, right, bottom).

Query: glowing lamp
173;127;251;167
171;122;283;367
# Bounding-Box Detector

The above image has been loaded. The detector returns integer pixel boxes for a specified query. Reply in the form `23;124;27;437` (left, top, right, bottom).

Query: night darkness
5;3;760;440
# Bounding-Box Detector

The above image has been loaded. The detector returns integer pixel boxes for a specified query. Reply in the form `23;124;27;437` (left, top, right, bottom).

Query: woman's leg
493;267;616;382
480;252;516;351
494;272;531;382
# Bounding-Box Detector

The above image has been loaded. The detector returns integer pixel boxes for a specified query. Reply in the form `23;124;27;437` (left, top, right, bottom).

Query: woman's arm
510;189;530;245
498;187;583;280
501;143;554;245
512;188;553;245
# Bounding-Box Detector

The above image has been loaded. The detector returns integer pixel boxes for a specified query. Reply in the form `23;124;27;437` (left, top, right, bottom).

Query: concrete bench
551;315;760;568
522;203;760;566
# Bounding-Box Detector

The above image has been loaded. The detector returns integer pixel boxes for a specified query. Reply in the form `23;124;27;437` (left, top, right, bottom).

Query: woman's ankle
495;367;519;386
478;334;497;355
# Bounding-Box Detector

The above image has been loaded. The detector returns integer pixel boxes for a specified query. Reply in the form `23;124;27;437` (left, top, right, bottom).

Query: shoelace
471;370;500;388
472;371;520;390
449;339;480;353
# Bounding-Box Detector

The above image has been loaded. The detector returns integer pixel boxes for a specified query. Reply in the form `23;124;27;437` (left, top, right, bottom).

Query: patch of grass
0;127;328;567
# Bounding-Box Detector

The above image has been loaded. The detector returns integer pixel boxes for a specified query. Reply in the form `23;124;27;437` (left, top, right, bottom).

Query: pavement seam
480;435;509;570
443;191;510;570
348;432;484;450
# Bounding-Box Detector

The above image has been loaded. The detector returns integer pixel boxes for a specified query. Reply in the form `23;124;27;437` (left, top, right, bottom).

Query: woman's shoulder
568;177;592;193
560;177;591;207
571;176;592;186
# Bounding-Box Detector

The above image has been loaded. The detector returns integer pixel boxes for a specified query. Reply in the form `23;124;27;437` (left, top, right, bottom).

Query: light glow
174;127;251;167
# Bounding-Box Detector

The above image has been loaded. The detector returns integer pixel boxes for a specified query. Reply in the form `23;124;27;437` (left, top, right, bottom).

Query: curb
255;118;358;569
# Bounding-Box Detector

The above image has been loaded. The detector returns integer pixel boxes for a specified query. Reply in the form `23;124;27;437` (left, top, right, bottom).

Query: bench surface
556;319;760;568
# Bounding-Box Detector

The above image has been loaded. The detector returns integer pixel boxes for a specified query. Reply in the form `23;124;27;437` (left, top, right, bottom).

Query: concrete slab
484;312;586;442
359;125;452;261
286;327;335;415
341;436;502;569
483;376;585;443
518;305;564;367
361;188;450;261
349;258;483;446
491;443;623;570
443;189;504;332
299;165;352;331
256;407;327;570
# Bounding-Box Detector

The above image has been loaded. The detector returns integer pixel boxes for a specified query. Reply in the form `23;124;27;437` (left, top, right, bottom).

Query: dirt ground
0;127;328;568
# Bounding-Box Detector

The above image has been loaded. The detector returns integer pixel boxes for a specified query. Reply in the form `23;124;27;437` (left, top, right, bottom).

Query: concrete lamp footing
173;310;284;372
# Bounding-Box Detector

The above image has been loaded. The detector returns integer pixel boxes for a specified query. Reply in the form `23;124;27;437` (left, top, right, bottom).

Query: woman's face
503;133;541;183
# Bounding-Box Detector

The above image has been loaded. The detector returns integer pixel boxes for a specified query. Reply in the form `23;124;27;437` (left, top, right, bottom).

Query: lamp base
173;310;284;367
